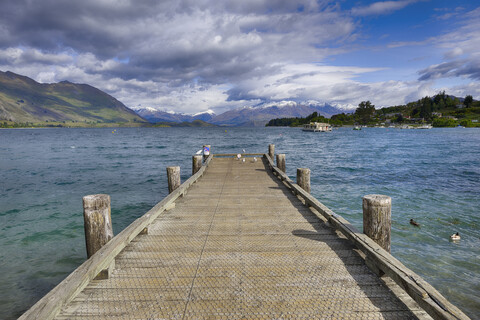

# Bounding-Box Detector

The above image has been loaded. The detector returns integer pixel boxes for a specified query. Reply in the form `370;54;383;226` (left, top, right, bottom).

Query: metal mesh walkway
56;157;419;319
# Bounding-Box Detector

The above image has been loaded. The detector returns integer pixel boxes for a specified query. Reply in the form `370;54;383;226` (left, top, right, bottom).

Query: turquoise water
0;127;479;319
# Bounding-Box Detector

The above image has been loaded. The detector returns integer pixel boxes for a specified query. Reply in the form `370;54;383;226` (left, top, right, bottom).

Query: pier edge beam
297;168;311;193
268;144;275;160
192;155;203;175
276;154;286;173
167;166;181;194
363;194;391;253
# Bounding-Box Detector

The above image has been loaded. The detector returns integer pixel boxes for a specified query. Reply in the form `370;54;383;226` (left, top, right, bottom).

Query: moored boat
302;122;332;132
416;124;433;129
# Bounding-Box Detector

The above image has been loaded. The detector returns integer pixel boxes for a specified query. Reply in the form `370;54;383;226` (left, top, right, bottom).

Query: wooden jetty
20;147;470;320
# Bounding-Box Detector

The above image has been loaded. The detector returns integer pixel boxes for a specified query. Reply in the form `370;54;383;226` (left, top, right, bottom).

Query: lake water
0;127;479;319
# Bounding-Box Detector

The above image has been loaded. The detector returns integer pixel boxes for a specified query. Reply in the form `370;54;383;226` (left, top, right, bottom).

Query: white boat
302;122;332;132
353;126;361;130
416;124;433;129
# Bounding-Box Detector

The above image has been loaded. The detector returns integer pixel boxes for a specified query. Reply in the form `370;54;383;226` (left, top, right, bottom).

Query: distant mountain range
209;101;343;126
135;101;347;127
133;107;216;123
0;71;146;124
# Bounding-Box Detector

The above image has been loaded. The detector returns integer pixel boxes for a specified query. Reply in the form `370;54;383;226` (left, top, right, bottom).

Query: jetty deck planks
54;157;425;319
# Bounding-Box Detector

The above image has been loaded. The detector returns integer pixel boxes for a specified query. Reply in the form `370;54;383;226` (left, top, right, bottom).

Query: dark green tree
464;95;473;108
433;91;446;105
419;96;433;120
306;112;318;121
355;101;375;124
331;113;354;124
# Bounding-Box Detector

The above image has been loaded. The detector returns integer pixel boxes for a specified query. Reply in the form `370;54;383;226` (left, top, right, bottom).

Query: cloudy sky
0;0;479;114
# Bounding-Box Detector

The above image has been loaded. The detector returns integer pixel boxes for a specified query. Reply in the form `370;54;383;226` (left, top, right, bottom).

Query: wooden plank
264;153;470;320
18;155;214;320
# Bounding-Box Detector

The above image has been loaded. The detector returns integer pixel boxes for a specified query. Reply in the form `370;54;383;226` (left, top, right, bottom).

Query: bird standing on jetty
410;219;420;227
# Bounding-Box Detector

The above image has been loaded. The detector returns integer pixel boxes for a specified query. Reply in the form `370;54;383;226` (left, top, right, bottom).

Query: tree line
266;92;479;127
266;112;330;127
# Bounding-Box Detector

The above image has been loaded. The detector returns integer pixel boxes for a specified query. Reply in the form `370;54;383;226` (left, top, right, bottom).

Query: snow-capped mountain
192;110;216;122
133;107;216;123
208;101;346;127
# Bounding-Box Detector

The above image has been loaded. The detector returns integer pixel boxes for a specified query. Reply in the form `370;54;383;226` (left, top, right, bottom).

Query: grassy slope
0;71;146;125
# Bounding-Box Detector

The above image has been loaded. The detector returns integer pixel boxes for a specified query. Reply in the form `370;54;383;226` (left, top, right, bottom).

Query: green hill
0;71;147;127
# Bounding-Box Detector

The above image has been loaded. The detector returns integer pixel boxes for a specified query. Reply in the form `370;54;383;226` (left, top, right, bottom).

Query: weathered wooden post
192;155;203;175
83;194;114;259
276;154;286;173
268;144;275;160
363;194;391;253
203;145;211;161
167;166;181;193
297;168;311;193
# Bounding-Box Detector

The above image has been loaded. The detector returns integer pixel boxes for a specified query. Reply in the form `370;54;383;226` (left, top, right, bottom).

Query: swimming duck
450;232;460;241
410;219;420;227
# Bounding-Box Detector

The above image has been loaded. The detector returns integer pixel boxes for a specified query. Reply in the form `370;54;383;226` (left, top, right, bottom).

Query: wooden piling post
192;155;203;175
276;154;286;173
268;144;275;160
297;168;311;193
167;166;181;193
203;145;211;161
363;194;391;253
83;194;114;259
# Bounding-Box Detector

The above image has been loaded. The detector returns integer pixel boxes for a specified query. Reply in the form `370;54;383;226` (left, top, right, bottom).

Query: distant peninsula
267;93;480;128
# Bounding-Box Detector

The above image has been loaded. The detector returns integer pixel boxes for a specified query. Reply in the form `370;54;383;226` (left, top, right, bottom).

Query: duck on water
410;219;420;227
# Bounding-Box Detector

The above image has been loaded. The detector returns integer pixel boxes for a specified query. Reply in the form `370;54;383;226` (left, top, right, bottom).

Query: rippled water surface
1;127;479;319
